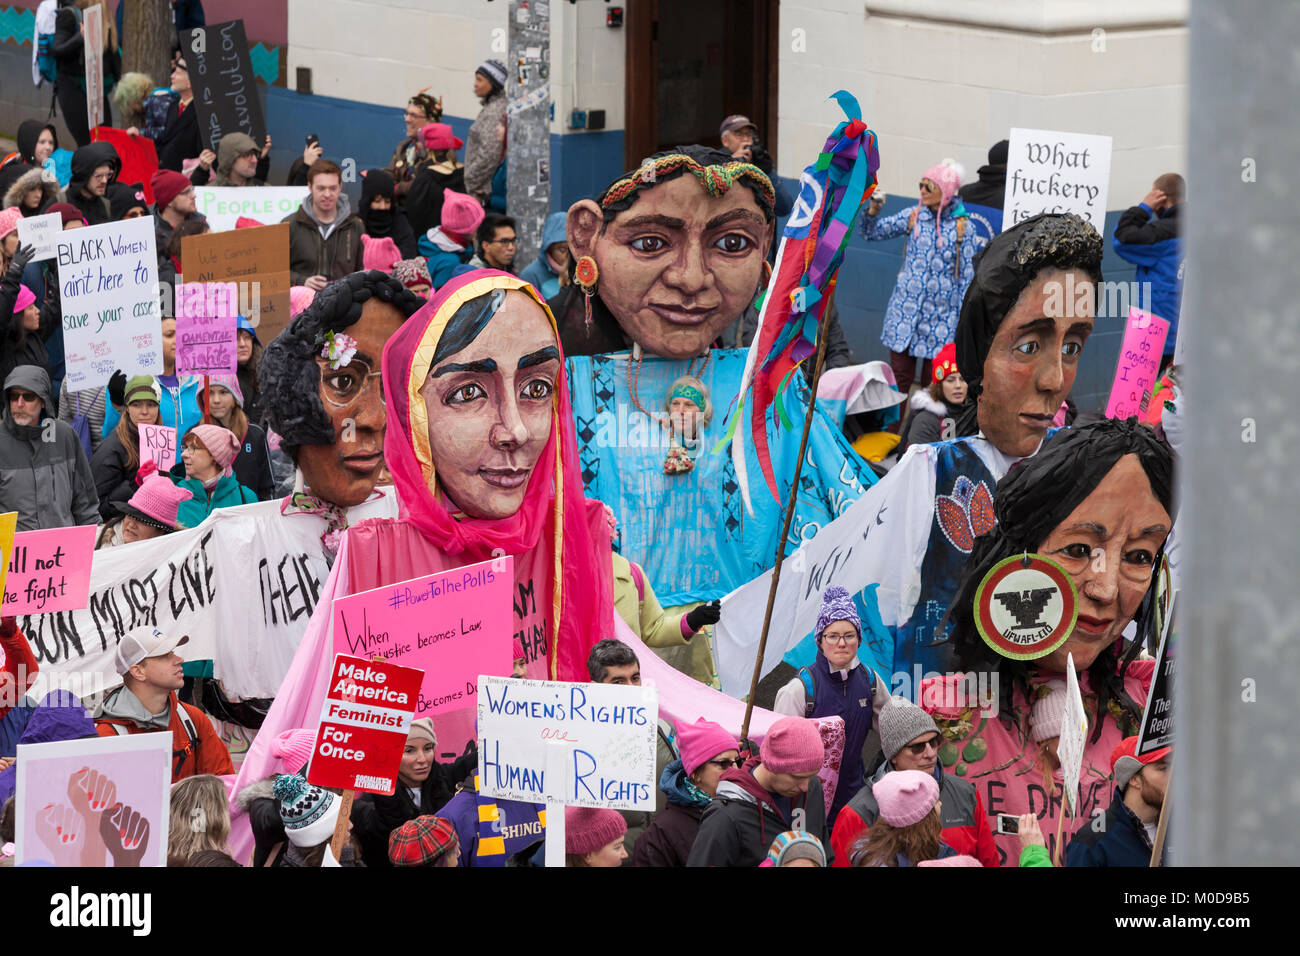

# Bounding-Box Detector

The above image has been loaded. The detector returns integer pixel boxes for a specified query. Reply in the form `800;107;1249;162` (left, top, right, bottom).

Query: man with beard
1066;737;1171;866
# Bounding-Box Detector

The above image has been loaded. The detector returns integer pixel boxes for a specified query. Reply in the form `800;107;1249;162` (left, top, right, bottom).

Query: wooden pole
739;282;837;743
328;790;354;864
1149;775;1172;866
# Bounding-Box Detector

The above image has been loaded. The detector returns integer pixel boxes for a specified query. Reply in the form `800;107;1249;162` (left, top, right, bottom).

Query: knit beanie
392;257;432;293
11;284;35;314
814;585;861;642
879;697;941;763
0;206;22;243
914;161;965;247
47;202;87;227
271;727;317;775
199;373;244;410
420;122;464;153
677;718;740;777
123;375;160;405
564;806;626;856
511;638;525;661
289;285;316;318
150;169;191;211
932;342;959;384
407;717;436;749
918;854;983;867
476;59;507;93
117;473;192;531
440;189;484;239
872;769;940;827
1030;680;1068;743
273;773;340;847
764;830;827;867
188;423;240;477
759;716;824;775
388;815;458;866
361;234;401;272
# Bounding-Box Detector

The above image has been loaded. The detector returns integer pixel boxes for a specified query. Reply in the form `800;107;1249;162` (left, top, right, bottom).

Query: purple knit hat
760;716;824;775
815;586;861;641
677;718;740;777
114;473;193;531
872;769;940;827
564;806;627;856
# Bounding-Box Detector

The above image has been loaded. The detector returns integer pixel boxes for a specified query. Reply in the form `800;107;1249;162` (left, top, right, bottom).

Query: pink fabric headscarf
913;162;964;247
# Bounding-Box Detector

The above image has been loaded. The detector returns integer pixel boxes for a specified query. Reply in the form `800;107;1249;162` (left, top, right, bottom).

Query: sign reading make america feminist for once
332;557;513;718
58;216;161;391
308;654;423;795
477;677;659;811
180;20;267;152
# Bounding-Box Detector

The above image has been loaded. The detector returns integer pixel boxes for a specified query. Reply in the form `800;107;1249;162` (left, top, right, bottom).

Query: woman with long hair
235;317;264;427
199;375;274;500
852;770;954;867
168;775;231;864
90;376;161;522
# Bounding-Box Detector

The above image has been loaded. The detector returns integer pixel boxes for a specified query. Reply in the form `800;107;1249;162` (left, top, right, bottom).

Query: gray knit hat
880;697;941;763
477;59;507;92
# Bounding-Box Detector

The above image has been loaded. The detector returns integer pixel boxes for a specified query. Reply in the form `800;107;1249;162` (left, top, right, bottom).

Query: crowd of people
0;14;1186;870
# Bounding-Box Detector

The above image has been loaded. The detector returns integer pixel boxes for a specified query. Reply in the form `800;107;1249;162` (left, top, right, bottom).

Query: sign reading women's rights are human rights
57;216;162;390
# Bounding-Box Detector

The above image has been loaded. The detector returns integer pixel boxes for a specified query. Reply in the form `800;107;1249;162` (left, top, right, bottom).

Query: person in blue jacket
101;316;203;442
1066;736;1171;867
1113;173;1184;361
519;211;570;300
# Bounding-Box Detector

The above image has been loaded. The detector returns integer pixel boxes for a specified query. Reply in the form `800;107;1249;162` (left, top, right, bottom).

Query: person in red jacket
92;626;234;782
0;616;39;766
831;697;998;867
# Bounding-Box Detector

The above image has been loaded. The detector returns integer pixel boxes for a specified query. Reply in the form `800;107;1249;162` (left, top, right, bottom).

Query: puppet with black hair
915;417;1173;863
260;270;423;552
552;146;877;667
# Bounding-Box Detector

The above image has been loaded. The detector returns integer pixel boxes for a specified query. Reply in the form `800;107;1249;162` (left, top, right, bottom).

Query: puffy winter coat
632;759;709;868
0;365;98;531
93;688;234;783
519;212;570;300
1113;203;1183;355
173;473;258;527
686;765;830;867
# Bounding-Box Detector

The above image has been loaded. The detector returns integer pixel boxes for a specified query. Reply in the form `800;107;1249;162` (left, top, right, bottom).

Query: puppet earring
575;256;599;332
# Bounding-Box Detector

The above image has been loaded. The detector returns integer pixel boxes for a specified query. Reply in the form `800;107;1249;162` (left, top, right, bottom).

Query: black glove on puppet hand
684;600;722;633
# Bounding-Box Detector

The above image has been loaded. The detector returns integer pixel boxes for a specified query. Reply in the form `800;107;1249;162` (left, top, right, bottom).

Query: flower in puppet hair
320;331;359;371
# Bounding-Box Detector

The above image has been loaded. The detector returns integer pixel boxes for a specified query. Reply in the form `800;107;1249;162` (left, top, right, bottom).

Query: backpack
141;88;178;141
33;0;60;86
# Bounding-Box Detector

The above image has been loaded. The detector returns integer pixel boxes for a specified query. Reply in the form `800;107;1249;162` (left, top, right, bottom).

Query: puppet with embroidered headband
554;114;880;625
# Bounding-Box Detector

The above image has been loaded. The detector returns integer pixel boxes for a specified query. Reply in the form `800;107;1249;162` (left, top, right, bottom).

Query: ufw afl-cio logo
974;554;1078;661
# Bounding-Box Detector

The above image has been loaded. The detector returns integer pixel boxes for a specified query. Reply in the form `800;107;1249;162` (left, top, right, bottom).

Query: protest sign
182;220;293;341
1056;653;1088;816
91;127;160;204
192;187;306;232
179;20;267;152
1105;307;1171;420
176;313;238;375
16;212;61;262
3;525;97;615
83;4;104;131
477;676;659;811
1006;128;1112;233
15;733;170;867
0;511;15;608
307;654;423;795
139;423;177;473
333;557;514;718
1138;591;1177;756
58;216;162;391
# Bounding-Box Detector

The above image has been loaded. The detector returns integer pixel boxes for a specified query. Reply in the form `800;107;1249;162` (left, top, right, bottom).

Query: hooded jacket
172;472;258;526
1113;203;1183;354
686;764;830;867
830;758;999;867
3;166;59;215
93;686;234;782
212;132;268;187
284;193;365;285
15;121;57;168
0;365;98;531
417;226;476;289
360;169;417;258
0;621;39;736
631;759;709;868
66;142;120;226
0;254;60;384
518;212;570;300
1065;786;1165;867
0;691;96;805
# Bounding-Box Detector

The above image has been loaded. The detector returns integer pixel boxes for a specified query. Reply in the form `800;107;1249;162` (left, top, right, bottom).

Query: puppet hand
101;803;150;867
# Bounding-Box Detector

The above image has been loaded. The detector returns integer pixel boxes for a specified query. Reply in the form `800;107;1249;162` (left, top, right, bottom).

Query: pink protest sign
176;311;238;375
3;524;98;614
1105;307;1170;419
332;557;514;717
139;423;177;472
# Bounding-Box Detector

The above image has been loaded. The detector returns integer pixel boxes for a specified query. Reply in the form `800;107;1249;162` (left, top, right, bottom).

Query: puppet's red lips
480;468;529;489
1019;412;1055;427
1075;614;1112;634
649;304;716;326
341;452;382;473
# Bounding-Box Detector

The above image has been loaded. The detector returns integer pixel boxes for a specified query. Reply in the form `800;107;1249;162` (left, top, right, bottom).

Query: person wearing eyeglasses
65;141;121;227
773;586;893;826
632;718;740;867
468;214;518;274
829;696;999;867
860;160;978;395
171;424;258;526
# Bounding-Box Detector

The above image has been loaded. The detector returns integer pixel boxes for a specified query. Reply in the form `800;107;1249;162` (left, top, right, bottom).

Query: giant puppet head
260;271;424;507
954;212;1104;458
560;145;776;360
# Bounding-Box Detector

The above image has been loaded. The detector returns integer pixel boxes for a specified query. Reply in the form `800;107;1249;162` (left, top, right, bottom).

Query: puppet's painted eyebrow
615;214;686;231
518;347;560;369
431;358;498;378
705;209;766;230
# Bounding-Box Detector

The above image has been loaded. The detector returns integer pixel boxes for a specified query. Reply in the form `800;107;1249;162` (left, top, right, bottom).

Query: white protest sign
1006;128;1112;233
57;216;161;391
477;676;658;811
17;212;62;262
193;186;308;232
1056;653;1089;816
83;4;104;131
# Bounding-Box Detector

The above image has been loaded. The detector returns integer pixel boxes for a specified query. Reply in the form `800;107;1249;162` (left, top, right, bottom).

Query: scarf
283;492;350;558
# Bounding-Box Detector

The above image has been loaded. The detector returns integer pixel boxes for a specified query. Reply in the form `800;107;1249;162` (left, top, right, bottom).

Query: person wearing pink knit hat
174;424;258;526
511;637;527;678
633;718;740;867
564;806;627;867
0;207;23;259
419;189;485;288
851;769;957;867
361;234;402;272
99;472;194;548
687;715;829;867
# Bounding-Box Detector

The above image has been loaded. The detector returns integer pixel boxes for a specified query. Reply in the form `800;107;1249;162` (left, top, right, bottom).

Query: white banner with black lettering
16;497;396;699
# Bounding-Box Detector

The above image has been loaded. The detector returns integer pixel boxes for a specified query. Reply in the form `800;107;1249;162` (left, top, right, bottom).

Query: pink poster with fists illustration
14;733;170;867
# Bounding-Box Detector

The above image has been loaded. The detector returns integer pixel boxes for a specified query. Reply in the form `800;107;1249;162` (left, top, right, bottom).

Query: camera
995;813;1020;835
